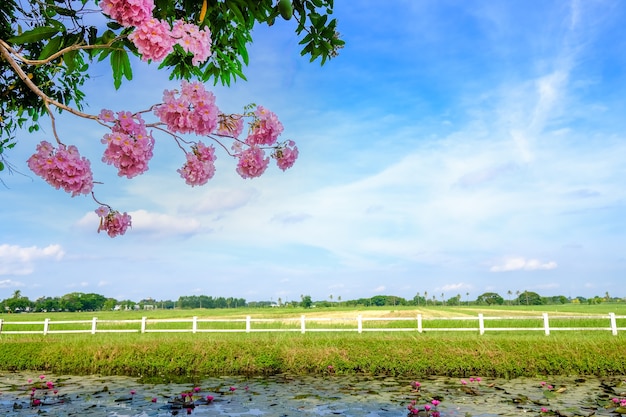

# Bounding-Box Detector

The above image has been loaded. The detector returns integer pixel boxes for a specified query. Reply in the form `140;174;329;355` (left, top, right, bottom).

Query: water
1;372;625;416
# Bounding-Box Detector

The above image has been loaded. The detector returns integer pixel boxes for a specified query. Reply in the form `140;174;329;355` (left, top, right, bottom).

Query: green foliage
300;295;313;308
1;332;626;378
476;292;505;305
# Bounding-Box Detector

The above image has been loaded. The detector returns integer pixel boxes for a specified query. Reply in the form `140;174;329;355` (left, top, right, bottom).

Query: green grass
1;305;625;379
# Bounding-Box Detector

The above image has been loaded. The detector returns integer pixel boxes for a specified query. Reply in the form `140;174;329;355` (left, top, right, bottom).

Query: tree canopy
0;0;343;235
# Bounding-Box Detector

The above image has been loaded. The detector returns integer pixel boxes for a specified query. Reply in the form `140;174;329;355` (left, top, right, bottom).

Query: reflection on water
1;372;625;416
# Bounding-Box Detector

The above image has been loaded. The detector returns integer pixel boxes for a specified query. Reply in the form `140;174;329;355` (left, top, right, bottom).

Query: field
1;304;625;380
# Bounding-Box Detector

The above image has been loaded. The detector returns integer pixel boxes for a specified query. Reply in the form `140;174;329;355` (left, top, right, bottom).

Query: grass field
1;305;625;380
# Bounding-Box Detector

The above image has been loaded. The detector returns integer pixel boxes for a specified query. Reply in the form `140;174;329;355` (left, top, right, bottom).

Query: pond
0;372;625;416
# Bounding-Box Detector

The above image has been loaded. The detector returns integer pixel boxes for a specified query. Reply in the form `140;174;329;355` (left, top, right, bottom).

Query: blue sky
2;0;626;303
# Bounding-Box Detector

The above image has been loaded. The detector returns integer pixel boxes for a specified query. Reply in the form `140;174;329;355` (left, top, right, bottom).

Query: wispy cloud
0;244;65;276
490;257;558;272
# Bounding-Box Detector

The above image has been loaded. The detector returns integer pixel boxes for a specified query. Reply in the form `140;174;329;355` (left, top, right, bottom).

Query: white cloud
490;257;558;272
0;244;65;276
0;279;25;288
439;283;472;292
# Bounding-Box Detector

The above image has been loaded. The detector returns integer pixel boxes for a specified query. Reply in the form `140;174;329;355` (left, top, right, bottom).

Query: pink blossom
99;0;154;27
229;386;236;392
98;210;132;238
206;395;214;402
154;81;219;135
151;397;157;403
274;140;298;171
27;141;94;197
130;22;173;61
95;206;110;218
245;105;283;146
236;146;269;179
424;404;431;411
461;379;468;385
99;109;116;122
541;407;549;413
101;112;154;178
172;20;212;65
177;142;217;186
129;18;175;62
431;399;440;406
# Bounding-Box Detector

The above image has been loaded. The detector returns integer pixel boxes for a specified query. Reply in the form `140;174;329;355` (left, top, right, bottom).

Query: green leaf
110;49;131;89
0;161;4;171
8;26;60;45
64;49;78;72
38;36;63;60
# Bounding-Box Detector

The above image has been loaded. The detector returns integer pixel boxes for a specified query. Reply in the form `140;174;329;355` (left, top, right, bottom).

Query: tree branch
0;38;99;122
6;37;122;67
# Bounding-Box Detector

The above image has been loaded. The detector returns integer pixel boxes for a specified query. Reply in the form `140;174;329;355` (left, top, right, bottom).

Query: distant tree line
0;289;623;313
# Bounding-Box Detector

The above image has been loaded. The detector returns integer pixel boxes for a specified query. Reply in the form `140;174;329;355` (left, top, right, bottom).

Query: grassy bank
1;306;625;379
1;332;625;380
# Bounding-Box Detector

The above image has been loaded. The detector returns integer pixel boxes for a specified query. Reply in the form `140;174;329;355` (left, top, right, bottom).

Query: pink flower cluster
178;141;217;186
236;146;269;179
100;110;155;178
96;206;132;238
27;140;93;197
154;81;219;135
245;106;284;146
407;399;441;417
129;18;175;61
172;21;212;65
99;0;154;27
100;0;212;64
274;140;299;171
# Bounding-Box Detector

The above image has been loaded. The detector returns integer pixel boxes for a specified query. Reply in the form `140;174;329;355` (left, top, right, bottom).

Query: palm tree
507;290;512;306
424;291;428;306
516;290;520;305
466;292;469;306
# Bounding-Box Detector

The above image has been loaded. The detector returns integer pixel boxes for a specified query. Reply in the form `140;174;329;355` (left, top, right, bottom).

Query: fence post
478;313;484;335
246;315;251;333
0;318;3;334
43;318;50;335
91;317;97;335
609;312;618;336
141;316;147;333
300;315;306;334
192;316;198;333
543;313;550;336
357;314;363;334
417;314;423;333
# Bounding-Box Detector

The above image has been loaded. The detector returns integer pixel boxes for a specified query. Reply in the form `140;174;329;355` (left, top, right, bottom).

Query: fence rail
0;313;624;336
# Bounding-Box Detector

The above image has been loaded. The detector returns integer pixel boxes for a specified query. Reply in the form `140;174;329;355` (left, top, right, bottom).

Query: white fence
0;313;624;336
